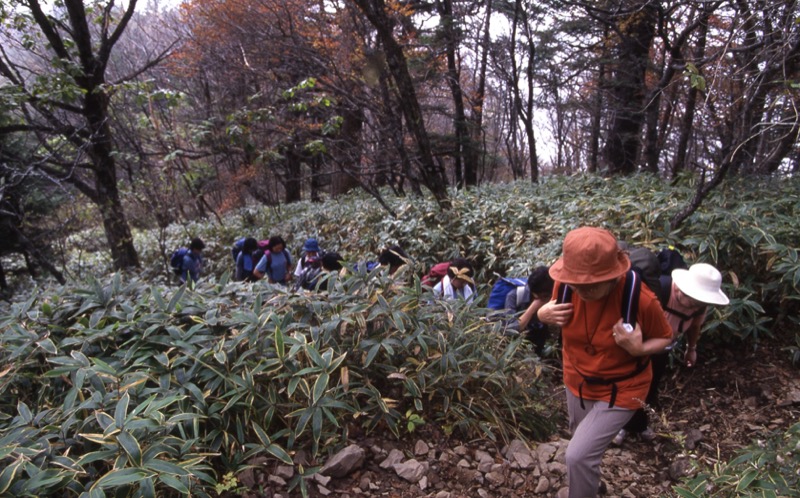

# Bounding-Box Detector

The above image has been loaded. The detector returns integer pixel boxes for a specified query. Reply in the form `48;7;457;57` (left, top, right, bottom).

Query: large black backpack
625;244;689;308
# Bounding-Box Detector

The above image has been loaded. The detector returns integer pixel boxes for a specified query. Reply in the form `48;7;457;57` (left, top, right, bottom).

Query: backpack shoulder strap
557;272;642;327
620;270;641;328
658;274;673;308
556;282;572;304
516;285;527;306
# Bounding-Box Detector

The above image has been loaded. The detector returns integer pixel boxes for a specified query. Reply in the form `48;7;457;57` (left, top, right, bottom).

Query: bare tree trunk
5;0;143;269
602;3;657;175
508;0;539;182
464;0;493;187
672;17;709;178
284;146;303;203
588;54;606;174
353;0;451;209
437;0;469;188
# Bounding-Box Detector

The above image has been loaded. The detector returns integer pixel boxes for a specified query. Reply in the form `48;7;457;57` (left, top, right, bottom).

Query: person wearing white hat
614;262;730;446
667;263;730;365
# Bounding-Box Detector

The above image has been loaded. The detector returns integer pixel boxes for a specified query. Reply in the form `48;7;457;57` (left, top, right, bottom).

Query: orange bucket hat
549;227;631;284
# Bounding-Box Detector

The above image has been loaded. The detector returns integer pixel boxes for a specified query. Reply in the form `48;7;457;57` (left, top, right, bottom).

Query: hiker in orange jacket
537;227;672;498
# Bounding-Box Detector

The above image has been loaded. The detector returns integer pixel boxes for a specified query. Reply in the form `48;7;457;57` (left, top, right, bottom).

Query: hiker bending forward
537;227;672;498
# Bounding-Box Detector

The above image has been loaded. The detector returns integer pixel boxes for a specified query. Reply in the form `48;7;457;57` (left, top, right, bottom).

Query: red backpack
421;262;451;287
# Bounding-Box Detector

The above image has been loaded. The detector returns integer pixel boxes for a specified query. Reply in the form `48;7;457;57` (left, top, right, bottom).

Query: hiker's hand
537;299;573;326
684;348;697;367
613;319;643;355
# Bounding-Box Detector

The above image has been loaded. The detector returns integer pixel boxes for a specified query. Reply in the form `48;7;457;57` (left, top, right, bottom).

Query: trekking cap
549;227;630;285
303;238;321;252
671;263;729;306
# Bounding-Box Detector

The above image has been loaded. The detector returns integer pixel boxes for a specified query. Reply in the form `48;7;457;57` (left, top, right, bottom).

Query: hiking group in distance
171;227;731;498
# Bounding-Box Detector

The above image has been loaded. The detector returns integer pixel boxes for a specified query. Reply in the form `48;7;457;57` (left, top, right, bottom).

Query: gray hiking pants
565;389;634;498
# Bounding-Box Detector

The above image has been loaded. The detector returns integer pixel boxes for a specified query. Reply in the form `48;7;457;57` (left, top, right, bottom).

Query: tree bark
438;0;467;187
672;17;709;178
465;0;493;186
588;53;606;174
601;3;657;175
12;0;143;269
352;0;451;208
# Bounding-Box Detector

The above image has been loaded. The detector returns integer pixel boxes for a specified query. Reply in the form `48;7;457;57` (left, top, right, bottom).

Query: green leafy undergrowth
53;175;800;352
0;269;553;496
674;422;800;497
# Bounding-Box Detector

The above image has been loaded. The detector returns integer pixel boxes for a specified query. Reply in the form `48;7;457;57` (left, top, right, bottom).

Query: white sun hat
671;263;730;306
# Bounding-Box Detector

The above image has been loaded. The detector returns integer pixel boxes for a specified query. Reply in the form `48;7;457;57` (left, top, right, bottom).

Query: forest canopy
1;0;797;277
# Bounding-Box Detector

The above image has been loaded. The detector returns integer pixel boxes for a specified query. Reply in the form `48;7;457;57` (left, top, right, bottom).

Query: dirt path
238;338;800;497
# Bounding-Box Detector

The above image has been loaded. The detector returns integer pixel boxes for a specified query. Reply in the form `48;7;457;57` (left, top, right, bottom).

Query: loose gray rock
275;465;294;480
535;442;558;465
557;486;570;498
393;459;429;483
548;462;568;476
477;459;493;473
506;439;536;470
505;439;529;457
419;475;428;490
317;484;331;496
485;471;506;486
477;489;490;498
414;439;430;456
269;474;287;486
434;491;452;498
238;456;267;488
379;448;405;469
669;458;692;481
320;444;365;478
554;440;569;464
313;473;331;486
512;451;536;470
685;429;704;450
534;476;550;494
454;445;469;456
460;468;484;484
475;449;493;463
457;458;471;469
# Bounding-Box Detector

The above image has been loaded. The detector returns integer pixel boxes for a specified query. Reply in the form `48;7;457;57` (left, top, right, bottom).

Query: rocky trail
233;339;800;498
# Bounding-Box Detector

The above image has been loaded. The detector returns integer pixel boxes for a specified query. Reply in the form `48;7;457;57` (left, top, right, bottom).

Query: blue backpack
488;277;528;310
262;249;292;274
170;247;190;274
231;238;247;262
